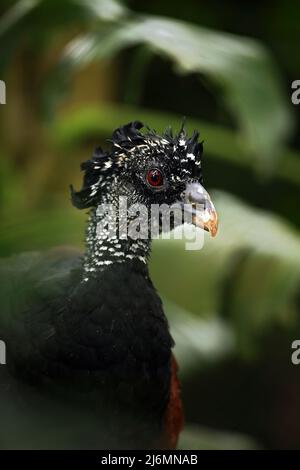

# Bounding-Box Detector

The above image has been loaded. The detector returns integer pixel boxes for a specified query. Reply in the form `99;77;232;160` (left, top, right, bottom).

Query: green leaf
0;0;39;37
62;16;293;172
0;0;127;70
1;1;294;173
178;424;259;450
151;190;300;355
0;0;126;35
52;102;300;187
211;191;300;354
164;300;235;375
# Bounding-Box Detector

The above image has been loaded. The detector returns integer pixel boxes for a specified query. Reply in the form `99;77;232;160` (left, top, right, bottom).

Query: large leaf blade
151;190;300;355
62;16;293;171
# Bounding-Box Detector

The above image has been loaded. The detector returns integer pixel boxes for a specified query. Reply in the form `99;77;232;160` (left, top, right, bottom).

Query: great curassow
0;121;218;450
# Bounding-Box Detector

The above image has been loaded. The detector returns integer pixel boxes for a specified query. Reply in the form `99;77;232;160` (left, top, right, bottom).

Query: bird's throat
83;205;151;280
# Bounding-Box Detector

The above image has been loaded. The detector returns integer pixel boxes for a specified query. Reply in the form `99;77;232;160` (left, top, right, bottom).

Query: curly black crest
71;121;203;209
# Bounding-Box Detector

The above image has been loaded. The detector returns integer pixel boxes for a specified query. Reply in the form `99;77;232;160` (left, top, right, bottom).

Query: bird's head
71;121;218;237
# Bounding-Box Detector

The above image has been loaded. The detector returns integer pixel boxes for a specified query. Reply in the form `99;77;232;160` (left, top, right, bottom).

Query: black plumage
0;250;172;448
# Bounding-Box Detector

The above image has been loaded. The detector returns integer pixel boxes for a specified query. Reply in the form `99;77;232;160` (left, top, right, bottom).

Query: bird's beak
180;182;218;237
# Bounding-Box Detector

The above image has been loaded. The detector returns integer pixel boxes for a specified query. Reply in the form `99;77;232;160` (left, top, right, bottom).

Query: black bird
0;121;218;449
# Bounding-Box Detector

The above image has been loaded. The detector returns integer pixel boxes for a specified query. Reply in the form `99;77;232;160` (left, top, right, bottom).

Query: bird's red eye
146;168;164;188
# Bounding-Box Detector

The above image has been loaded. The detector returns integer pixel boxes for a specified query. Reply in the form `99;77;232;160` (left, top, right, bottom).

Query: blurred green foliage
1;0;300;449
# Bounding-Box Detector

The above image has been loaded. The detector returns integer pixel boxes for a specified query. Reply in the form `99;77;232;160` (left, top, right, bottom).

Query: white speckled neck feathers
83;192;151;281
